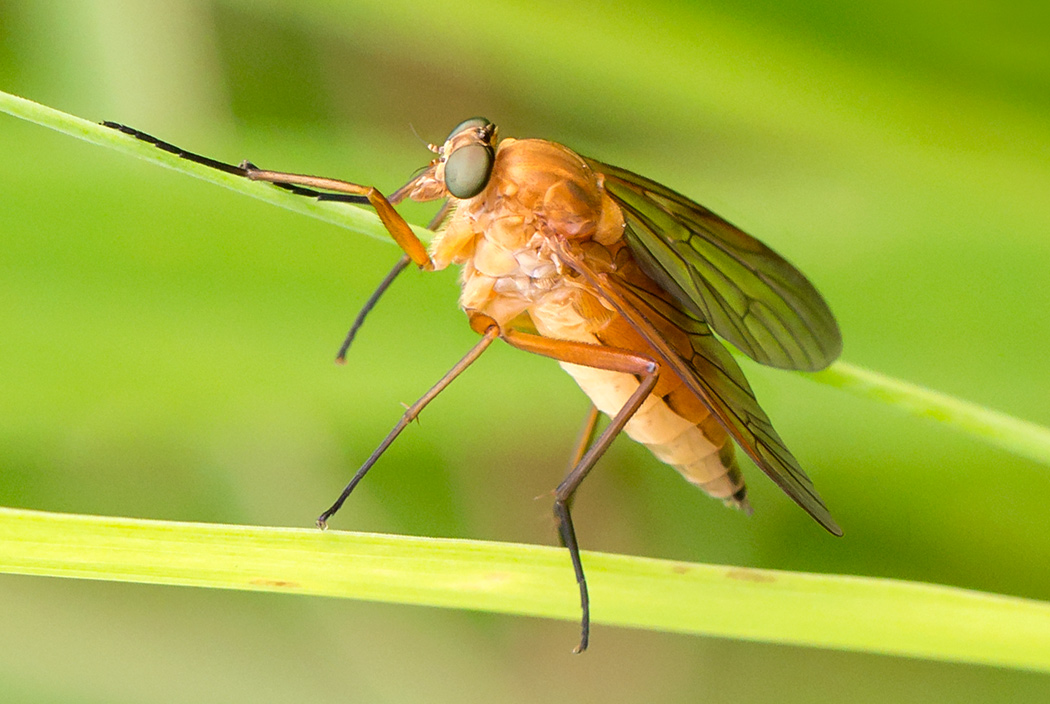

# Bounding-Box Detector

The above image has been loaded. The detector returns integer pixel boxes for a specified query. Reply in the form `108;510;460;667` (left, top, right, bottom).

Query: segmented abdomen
558;346;749;512
527;291;750;512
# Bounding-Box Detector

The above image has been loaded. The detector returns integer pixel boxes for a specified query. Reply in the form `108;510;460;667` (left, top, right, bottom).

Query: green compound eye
445;143;494;198
446;117;491;141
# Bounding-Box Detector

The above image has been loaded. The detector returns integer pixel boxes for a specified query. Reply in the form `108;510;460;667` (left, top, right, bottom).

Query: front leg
100;122;437;270
242;165;434;270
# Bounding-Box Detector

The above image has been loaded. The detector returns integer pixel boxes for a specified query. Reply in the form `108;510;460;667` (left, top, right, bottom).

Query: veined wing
557;242;841;534
585;158;842;372
620;274;840;533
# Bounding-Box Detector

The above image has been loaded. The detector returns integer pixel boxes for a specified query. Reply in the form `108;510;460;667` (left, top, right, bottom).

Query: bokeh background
2;0;1049;701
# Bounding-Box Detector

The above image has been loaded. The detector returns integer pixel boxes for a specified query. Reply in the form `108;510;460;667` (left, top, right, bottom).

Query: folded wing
586;158;842;371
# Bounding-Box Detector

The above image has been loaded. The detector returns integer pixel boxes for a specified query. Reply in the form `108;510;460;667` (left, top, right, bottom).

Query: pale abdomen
558;348;748;510
528;294;750;511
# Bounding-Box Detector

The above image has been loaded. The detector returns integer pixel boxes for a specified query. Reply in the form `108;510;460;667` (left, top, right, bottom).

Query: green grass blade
1;506;1049;671
810;362;1050;467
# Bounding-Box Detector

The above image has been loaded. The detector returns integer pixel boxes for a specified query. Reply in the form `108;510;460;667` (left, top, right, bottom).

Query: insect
104;117;843;652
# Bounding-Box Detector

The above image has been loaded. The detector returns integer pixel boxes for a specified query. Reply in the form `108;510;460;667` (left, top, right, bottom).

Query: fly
104;118;844;652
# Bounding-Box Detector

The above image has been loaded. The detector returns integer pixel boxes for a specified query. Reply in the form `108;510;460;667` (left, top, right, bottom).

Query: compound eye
446;117;491;141
444;144;494;199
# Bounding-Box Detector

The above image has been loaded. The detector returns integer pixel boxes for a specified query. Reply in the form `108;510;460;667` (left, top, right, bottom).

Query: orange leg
103;122;382;202
101;122;442;334
498;324;660;653
242;166;433;270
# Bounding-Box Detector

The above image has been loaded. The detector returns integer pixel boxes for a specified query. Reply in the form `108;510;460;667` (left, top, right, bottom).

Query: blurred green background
2;0;1049;701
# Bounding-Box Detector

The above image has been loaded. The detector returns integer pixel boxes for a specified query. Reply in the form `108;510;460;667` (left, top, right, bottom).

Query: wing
584;157;842;372
555;242;841;534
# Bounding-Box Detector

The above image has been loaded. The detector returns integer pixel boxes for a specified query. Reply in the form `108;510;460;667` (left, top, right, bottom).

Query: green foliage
5;89;1050;676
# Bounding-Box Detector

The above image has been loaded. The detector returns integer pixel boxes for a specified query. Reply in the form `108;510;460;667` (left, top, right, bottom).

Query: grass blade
2;507;1049;671
810;362;1050;467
